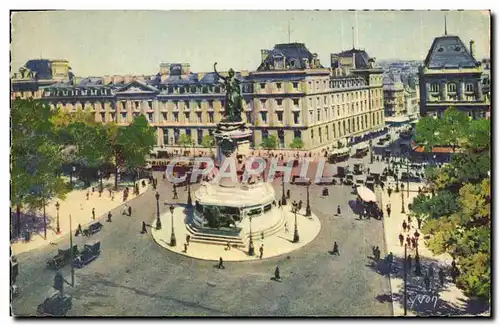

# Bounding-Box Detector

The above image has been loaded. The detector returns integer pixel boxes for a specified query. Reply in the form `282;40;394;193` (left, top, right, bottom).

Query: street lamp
369;139;373;164
281;175;287;206
169;204;176;246
155;192;162;230
395;174;400;193
248;214;255;256
187;173;193;208
70;165;76;188
69;214;75;287
55;201;61;234
305;182;311;217
404;243;408;316
401;183;405;213
292;201;300;243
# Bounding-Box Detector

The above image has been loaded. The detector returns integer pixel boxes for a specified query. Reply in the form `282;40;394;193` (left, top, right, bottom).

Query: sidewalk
380;185;489;316
11;178;150;255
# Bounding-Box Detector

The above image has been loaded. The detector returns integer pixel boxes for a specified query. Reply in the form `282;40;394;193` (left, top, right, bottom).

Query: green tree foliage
200;135;214;148
10;99;69;237
289;137;304;149
177;134;193;149
261;135;278;150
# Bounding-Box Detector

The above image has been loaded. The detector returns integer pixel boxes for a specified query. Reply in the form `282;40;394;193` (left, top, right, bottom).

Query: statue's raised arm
213;62;226;81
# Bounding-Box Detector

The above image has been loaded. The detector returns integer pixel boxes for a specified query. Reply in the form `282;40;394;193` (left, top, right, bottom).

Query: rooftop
257;43;323;71
423;35;479;69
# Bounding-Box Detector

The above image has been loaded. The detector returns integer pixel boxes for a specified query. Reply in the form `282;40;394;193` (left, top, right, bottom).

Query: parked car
37;293;72;316
47;246;79;270
73;242;101;268
83;222;103;237
353;163;364;175
344;174;354;186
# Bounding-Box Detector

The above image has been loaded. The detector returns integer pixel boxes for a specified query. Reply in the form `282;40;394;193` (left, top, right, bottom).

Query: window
173;112;179;122
430;83;440;93
276;111;283;123
100;113;105;122
447;83;457;93
465;83;474;93
121;113;127;121
293;99;300;106
293;112;300;124
292;82;298;89
110;113;115;121
276;99;283;106
196;100;202;108
276;82;282;90
147;113;153;122
261;112;267;124
208;100;213;109
184;100;190;109
208;112;214;123
260;83;266;89
294;130;301;139
161;113;167;122
196;112;202;123
246;112;252;123
260;99;266;109
317;109;321;121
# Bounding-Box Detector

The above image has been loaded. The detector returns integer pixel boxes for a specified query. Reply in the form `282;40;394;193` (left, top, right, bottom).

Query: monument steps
185;222;246;247
243;208;288;241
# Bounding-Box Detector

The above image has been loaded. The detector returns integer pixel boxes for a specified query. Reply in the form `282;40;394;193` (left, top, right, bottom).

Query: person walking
375;247;381;261
402;220;407;232
107;211;112;222
141;221;147;234
183;243;188;253
386;205;391;218
259;244;264;259
337;205;341;216
186;234;191;246
406;254;412;272
173;189;178;200
411;237;417;249
128;205;132;217
399;233;404;246
286;189;290;199
86;191;90;200
75;224;83;237
387;187;392;197
108;188;112;197
274;266;281;281
332;242;339;256
284;222;289;233
218;257;225;269
278;200;282;208
92;207;95;220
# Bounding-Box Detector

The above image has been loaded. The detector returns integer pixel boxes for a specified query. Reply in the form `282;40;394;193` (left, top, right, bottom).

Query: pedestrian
173;190;178;200
75;224;83;237
86;191;90;200
111;193;115;201
109;188;112;197
259;244;264;259
402;220;407;232
128;205;132;216
92;187;95;193
387;187;392;197
184;243;188;253
399;233;404;246
408;214;412;226
386;205;391;218
278;200;282;208
274;266;281;281
406;235;411;248
407;254;412;271
225;242;231;251
424;275;430;291
141;221;147;234
438;268;445;286
186;234;191;245
375;247;381;261
414;229;420;239
92;207;95;220
286;189;290;199
337;205;341;216
218;257;225;269
107;211;112;222
298;200;303;211
332;242;339;255
411;237;416;249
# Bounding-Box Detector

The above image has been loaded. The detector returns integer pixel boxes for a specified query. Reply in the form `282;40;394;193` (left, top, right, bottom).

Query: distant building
11;43;386;151
418;34;490;119
383;73;405;117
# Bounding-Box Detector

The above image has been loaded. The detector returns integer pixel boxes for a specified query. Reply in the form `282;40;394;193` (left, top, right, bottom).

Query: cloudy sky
10;10;490;77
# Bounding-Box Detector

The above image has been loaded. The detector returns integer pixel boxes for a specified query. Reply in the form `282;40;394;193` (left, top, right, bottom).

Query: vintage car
353;163;364;175
73;242;101;269
46;245;79;270
82;222;103;237
343;174;354;186
37;293;72;316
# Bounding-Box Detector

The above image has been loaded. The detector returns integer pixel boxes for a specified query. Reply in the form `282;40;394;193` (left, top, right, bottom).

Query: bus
328;147;351;163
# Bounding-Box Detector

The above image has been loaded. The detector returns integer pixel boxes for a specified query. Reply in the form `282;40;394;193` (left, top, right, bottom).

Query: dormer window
465;83;474;93
260;83;266;89
447;82;457;93
430;83;440;93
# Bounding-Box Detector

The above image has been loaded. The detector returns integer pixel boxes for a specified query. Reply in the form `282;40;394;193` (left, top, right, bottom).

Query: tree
261;135;278;150
289;137;304;149
177;134;193;151
414;115;441;152
10;99;69;238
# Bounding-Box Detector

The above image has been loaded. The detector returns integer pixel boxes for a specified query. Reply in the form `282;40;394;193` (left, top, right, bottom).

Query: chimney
469;40;475;58
352;53;356;69
261;49;270;63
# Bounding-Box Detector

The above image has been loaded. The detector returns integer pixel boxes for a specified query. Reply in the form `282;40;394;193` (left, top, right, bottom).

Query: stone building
418;34;490;119
11;43;386;151
383;73;405;117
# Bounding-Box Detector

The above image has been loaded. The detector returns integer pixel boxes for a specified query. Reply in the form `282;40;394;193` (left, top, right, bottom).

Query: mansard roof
257;43;323;71
331;48;372;69
423;35;479;69
24;59;53;80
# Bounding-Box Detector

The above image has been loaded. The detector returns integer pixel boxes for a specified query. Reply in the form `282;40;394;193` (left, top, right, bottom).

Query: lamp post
70;165;76;188
369;139;373;164
292;201;300;243
395;174;400;193
55;201;61;234
155;192;161;230
69;214;75;287
305;182;311;217
187;173;193;208
281;175;287;206
169;204;176;246
404;243;408;316
401;183;405;214
248;214;255;256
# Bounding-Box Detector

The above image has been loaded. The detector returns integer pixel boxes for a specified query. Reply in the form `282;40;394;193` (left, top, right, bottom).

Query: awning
356;185;377;203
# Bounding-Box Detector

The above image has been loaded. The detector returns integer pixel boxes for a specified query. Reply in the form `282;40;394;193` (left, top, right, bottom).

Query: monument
187;63;285;250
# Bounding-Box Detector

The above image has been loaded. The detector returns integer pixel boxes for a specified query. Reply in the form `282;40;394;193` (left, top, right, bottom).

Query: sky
10;10;490;77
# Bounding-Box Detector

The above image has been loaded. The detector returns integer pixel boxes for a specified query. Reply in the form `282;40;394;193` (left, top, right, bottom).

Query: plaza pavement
151;204;321;261
379;184;490;316
11;177;150;255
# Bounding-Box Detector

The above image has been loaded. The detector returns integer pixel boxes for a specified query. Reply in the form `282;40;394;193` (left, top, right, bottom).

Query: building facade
418;35;490;119
11;43;385;151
